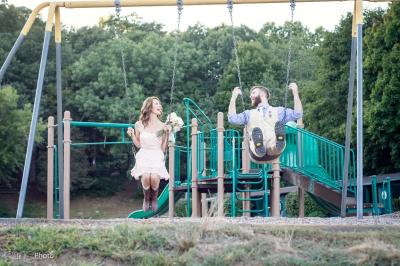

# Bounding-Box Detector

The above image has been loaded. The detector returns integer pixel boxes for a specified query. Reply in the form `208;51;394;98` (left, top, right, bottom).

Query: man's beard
251;95;262;107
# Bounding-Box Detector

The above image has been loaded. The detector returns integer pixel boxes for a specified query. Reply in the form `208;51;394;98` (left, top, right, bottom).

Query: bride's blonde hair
139;96;162;127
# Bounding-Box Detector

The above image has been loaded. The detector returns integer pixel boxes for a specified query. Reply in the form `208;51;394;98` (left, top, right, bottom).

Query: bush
285;192;329;217
175;198;189;217
393;197;400;212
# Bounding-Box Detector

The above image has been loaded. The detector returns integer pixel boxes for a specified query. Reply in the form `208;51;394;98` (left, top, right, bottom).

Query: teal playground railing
372;175;393;215
70;121;133;147
281;124;357;194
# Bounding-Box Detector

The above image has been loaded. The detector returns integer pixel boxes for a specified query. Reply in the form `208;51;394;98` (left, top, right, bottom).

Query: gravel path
1;213;399;228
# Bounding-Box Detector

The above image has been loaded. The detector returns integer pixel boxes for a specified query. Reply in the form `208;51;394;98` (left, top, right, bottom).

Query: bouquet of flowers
165;112;184;142
166;112;184;132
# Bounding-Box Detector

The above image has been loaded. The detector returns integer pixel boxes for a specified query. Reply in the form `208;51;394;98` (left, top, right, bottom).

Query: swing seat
249;121;286;164
249;149;281;164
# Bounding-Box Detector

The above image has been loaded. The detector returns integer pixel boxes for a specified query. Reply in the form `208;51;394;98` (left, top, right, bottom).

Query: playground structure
46;98;393;219
0;0;392;219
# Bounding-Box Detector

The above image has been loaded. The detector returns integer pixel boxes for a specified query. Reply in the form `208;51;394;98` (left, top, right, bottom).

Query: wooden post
47;116;54;219
271;158;280;217
168;142;175;219
191;118;200;217
297;119;305;217
298;187;305;218
63;111;71;219
242;128;251;217
217;112;225;217
201;194;207;217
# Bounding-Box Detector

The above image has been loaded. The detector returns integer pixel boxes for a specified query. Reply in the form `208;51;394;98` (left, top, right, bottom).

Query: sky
10;0;389;32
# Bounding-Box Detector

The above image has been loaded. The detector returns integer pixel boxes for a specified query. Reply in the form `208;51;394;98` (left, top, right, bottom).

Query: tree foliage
0;86;45;186
364;3;400;174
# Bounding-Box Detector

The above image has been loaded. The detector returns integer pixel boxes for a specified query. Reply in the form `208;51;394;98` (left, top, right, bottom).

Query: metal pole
55;7;65;219
372;175;378;215
241;128;251;217
0;2;49;83
16;4;56;219
217;112;225;217
168;142;175;218
356;0;363;219
47;116;55;219
191;118;199;217
59;0;390;9
386;177;392;213
0;35;25;83
63;111;71;219
341;38;356;217
185;104;191;216
201;142;208;217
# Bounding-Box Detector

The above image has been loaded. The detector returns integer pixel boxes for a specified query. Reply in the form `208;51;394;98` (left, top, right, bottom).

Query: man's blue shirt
228;102;303;126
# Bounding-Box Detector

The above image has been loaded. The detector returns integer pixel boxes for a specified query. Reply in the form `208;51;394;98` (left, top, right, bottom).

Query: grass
0;202;46;218
1;221;400;265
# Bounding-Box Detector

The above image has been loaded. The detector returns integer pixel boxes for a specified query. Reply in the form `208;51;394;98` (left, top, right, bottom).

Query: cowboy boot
151;188;159;211
142;188;151;212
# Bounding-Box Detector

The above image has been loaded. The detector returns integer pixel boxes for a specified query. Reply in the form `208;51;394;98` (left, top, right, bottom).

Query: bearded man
228;83;303;161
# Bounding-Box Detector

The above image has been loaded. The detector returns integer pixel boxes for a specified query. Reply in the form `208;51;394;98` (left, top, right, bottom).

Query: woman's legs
150;174;160;190
149;174;160;211
141;174;151;211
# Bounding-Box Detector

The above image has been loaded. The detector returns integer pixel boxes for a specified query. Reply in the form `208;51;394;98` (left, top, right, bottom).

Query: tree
0;86;45;186
364;2;400;174
215;21;320;121
302;10;385;144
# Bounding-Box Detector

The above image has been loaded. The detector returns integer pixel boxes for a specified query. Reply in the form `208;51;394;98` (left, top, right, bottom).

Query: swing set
0;0;390;220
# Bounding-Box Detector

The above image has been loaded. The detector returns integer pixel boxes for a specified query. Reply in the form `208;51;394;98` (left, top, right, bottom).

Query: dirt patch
0;181;143;219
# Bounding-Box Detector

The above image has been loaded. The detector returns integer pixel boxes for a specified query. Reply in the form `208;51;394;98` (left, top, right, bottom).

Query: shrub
285;192;329;217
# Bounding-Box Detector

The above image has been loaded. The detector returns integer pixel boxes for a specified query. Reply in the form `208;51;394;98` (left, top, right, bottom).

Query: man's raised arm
228;87;248;125
289;83;303;114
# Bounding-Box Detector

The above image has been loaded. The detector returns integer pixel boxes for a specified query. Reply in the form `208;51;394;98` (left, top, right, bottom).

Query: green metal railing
183;98;215;216
372;175;393;215
53;145;60;219
70;121;133;148
223;129;241;176
382;177;393;213
219;128;269;216
281;125;357;194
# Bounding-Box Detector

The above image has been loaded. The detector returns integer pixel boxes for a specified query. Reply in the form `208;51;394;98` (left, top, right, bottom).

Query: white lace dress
130;131;170;180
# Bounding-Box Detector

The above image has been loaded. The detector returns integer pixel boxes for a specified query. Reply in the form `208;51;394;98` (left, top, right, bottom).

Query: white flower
167;112;178;121
166;112;184;133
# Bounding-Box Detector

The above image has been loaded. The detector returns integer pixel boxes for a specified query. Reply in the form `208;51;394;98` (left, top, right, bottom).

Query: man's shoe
252;127;266;156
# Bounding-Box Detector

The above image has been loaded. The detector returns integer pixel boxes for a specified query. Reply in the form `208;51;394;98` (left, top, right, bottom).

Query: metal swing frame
0;0;389;219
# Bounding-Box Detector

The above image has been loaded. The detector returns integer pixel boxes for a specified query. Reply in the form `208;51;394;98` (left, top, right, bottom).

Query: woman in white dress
127;97;170;211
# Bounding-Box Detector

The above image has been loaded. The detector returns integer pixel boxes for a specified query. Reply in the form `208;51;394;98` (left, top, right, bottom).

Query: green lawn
1;221;400;265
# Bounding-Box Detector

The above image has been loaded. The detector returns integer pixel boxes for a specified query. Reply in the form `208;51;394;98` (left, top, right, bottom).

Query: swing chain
169;0;184;109
114;5;132;124
282;0;296;123
114;0;136;158
227;0;245;113
164;0;183;162
114;2;132;124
